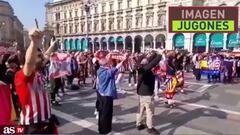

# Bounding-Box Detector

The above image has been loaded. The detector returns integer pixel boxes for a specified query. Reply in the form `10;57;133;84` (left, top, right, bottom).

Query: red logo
15;127;25;134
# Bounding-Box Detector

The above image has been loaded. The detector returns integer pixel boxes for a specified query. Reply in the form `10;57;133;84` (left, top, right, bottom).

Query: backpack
71;58;79;76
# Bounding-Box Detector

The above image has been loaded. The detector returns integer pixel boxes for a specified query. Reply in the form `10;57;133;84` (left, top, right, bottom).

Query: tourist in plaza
193;54;201;81
115;59;126;93
223;55;234;83
236;58;240;78
136;49;164;135
128;54;137;87
15;28;59;134
5;55;21;119
96;51;128;134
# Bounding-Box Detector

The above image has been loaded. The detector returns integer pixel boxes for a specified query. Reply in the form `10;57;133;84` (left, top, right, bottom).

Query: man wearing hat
95;51;128;134
136;49;164;135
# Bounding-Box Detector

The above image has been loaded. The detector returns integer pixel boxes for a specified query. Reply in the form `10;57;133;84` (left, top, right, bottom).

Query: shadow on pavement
157;105;227;135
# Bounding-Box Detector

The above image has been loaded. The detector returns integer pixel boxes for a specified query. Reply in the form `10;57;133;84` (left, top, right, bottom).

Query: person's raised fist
156;49;165;55
29;28;43;45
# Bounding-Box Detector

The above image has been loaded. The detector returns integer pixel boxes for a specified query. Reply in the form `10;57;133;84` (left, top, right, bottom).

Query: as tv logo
3;126;24;134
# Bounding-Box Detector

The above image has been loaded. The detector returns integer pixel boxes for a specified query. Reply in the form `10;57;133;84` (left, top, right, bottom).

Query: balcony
146;4;154;9
126;8;132;13
74;17;79;20
87;15;92;19
101;13;107;17
157;2;167;7
68;18;73;21
94;14;99;18
117;9;123;14
108;11;114;16
80;16;85;20
136;6;143;11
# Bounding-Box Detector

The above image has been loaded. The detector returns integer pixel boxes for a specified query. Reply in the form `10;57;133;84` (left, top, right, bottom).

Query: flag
49;53;72;79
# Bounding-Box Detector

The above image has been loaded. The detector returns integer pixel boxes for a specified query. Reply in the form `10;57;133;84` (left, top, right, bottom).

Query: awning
174;34;184;48
227;33;238;48
210;34;223;48
194;34;206;47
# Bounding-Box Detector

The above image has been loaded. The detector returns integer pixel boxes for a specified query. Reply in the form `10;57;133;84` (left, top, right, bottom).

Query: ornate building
0;0;24;50
46;0;167;52
45;0;240;53
167;0;240;53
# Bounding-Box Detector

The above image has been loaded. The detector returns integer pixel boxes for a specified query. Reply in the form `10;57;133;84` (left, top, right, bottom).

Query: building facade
45;0;240;53
167;0;240;53
0;0;24;50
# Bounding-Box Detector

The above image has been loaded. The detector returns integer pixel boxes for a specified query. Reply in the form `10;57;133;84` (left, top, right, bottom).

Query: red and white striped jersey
15;70;51;125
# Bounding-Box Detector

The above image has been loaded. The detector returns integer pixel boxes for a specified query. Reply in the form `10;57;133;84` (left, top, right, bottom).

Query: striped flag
49;53;72;79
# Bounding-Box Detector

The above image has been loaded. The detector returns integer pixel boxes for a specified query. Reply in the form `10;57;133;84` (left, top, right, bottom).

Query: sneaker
180;89;184;93
129;84;132;87
58;93;64;97
147;128;160;135
137;124;146;130
158;88;163;93
51;101;61;106
95;112;99;119
94;110;98;115
56;96;62;102
154;96;159;101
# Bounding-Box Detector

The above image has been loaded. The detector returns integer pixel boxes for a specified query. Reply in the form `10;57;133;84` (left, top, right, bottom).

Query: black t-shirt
0;64;8;83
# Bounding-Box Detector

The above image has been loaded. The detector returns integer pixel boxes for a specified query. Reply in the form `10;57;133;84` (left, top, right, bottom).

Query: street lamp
83;0;96;52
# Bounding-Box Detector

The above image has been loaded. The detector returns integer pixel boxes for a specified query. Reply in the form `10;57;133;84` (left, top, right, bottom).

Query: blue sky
7;0;53;30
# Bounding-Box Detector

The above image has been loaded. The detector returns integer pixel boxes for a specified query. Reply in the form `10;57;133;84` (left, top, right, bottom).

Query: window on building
75;24;79;33
64;12;67;19
94;6;98;14
126;18;132;29
75;10;78;17
161;15;166;26
81;9;84;16
136;17;139;28
158;15;166;26
117;19;122;29
118;1;122;10
60;26;63;34
146;15;153;27
158;15;162;26
110;3;113;12
64;25;67;33
146;16;150;26
137;0;141;6
55;13;60;21
94;21;99;31
109;20;114;30
69;11;72;18
127;0;132;8
136;17;142;28
56;23;60;34
81;23;85;32
102;4;106;13
88;22;92;32
101;21;106;31
148;0;152;4
55;13;57;21
69;25;72;33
